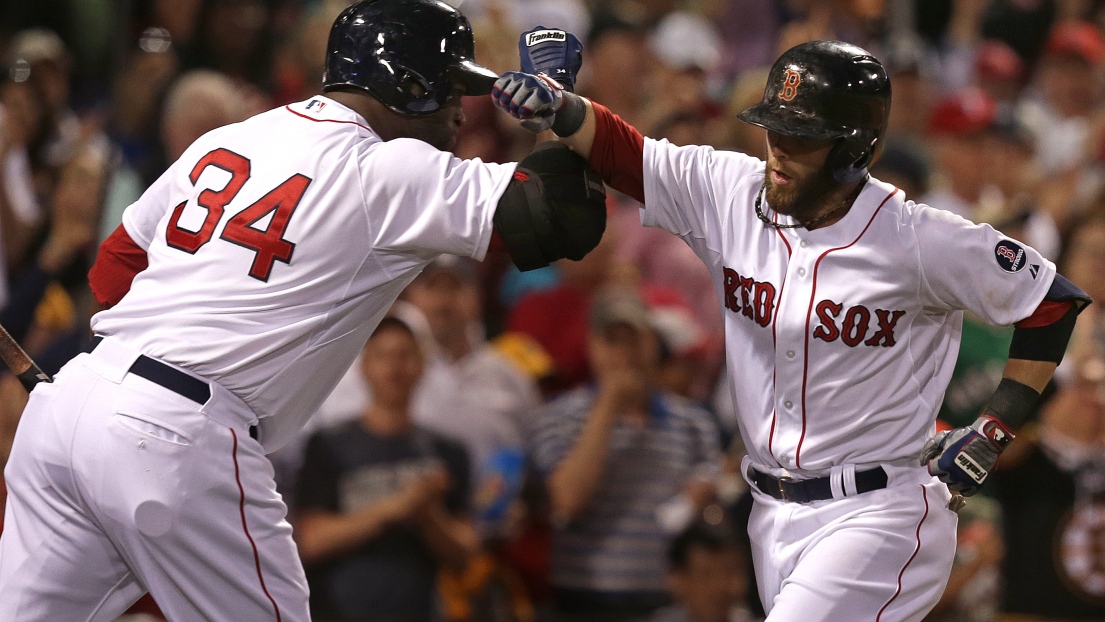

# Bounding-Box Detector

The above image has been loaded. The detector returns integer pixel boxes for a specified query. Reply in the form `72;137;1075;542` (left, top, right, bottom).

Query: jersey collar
770;176;898;246
284;96;377;136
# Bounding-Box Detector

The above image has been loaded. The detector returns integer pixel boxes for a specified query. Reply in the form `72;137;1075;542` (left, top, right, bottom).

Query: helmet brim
737;101;847;143
456;59;498;96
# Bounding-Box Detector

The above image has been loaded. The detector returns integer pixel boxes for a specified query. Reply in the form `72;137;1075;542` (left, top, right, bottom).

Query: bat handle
17;368;52;393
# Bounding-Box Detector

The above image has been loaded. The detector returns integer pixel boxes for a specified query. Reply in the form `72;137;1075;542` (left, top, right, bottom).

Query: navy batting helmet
738;41;891;184
323;0;499;116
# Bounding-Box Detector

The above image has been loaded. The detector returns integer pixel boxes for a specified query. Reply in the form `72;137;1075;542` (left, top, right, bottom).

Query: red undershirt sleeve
88;224;149;309
587;102;645;203
1014;299;1073;328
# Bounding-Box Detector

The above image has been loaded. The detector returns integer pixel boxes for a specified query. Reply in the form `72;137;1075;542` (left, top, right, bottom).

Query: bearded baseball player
0;2;605;619
494;34;1092;621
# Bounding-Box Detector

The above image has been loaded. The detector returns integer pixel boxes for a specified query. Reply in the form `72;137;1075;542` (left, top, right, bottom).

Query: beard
763;160;839;222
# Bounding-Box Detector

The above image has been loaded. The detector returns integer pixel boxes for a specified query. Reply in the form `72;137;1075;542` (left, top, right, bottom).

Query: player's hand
920;415;1014;496
519;26;583;92
492;71;565;133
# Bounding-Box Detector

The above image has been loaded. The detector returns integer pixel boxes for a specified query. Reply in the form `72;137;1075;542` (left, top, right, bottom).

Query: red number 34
166;148;311;281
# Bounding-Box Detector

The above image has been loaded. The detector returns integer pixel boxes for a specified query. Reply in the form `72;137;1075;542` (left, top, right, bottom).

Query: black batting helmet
738;41;891;184
323;0;499;116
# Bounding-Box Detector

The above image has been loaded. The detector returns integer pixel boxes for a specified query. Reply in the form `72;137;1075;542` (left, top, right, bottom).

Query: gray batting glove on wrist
491;71;564;133
920;415;1014;496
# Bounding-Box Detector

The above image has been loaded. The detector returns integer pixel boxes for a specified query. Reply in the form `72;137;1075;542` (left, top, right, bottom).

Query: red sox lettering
722;267;776;327
812;301;906;347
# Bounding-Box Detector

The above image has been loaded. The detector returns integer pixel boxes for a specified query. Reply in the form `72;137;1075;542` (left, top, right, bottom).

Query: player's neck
324;90;398;139
798;179;865;231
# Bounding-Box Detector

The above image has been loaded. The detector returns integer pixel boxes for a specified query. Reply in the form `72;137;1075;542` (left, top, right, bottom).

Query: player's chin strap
753;178;867;230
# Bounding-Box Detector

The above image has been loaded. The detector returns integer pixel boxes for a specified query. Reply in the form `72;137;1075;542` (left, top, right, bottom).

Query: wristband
981;377;1041;431
552;92;586;137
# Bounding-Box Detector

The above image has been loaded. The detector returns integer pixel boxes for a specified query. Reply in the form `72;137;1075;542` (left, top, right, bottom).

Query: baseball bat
0;323;52;392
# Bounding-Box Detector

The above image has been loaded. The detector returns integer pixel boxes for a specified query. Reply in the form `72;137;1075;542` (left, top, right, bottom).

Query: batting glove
519;26;584;92
492;71;564;133
920;415;1014;496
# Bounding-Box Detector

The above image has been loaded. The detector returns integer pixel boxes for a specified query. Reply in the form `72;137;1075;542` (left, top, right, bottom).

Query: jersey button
786;350;796;359
797;268;806;276
784;400;793;409
799;240;809;248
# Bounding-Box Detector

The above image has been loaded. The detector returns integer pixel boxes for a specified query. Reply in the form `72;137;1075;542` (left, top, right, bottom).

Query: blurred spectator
975;39;1028;107
507;228;623;391
180;0;275;89
649;520;759;622
641;12;723;138
577;10;650;125
405;256;540;535
869;140;930;201
989;208;1105;620
532;288;722;622
715;0;783;80
101;69;248;236
1020;21;1105;176
724;68;770;157
295;317;478;622
922;87;999;220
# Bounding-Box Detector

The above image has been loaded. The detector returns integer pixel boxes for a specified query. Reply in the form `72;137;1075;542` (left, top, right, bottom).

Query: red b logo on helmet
779;69;801;101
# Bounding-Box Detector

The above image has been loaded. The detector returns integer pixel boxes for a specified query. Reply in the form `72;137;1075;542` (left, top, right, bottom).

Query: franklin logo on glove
526;30;567;46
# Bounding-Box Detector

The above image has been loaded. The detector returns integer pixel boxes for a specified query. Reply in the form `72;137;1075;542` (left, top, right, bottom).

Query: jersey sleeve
362;138;516;260
913;203;1056;326
641;138;762;250
119;160;181;250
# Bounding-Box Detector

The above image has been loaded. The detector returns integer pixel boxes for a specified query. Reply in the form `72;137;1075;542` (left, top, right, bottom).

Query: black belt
749;466;888;503
88;336;211;405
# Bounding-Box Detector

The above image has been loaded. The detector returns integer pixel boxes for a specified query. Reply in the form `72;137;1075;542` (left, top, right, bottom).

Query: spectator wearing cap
1020;21;1105;175
532;288;722;622
577;9;650;125
649;520;759;622
640;12;723;141
404;256;540;536
921;87;1000;221
975;39;1027;107
294;316;478;622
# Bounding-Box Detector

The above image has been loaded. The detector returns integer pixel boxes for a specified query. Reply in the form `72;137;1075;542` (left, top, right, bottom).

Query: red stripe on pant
876;484;930;621
232;428;282;621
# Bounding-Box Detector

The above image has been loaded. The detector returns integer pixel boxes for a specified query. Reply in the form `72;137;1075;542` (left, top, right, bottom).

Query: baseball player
494;34;1091;621
0;2;605;620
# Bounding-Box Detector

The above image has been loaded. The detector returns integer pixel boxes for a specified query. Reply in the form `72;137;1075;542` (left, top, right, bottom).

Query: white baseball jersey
641;138;1054;475
91;97;515;450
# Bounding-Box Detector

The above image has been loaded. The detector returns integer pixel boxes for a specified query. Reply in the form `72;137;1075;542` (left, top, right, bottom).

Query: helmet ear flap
827;129;878;184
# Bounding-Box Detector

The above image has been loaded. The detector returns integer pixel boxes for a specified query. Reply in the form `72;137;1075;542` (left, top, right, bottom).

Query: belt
87;336;211;405
749;465;888;503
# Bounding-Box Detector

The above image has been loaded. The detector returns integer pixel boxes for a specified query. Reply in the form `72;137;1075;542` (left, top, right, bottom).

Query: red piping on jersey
1015;299;1073;328
876;484;930;621
231;428;282;621
768;215;792;467
284;105;371;132
796;187;898;468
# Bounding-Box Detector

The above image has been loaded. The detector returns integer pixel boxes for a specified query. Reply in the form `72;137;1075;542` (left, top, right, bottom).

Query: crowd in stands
0;0;1104;620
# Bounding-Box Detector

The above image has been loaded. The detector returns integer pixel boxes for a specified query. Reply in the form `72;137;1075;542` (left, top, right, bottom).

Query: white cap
649;12;721;72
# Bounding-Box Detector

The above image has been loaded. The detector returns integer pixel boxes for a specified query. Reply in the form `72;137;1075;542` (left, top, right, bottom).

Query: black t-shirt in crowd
295;418;470;622
992;443;1105;619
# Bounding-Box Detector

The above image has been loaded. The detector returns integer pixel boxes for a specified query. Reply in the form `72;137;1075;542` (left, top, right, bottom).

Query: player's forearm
416;506;479;569
547;399;618;522
1000;358;1056;395
552;96;596;157
295;498;407;564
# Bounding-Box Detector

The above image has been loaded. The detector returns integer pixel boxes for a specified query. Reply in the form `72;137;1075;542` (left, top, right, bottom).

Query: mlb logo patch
306;99;327;112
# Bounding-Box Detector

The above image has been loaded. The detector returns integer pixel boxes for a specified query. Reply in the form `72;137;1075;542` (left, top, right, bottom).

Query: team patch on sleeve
994;240;1027;273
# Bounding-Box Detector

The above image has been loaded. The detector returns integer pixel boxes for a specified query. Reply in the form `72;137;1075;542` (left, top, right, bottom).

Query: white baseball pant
0;337;309;621
745;459;958;622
